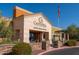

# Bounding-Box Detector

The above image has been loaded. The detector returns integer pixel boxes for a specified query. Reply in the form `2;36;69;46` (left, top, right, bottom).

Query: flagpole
58;4;60;27
58;16;59;27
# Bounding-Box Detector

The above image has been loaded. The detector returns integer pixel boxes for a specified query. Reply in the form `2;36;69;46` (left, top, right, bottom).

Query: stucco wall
23;13;52;44
13;13;52;44
13;15;24;41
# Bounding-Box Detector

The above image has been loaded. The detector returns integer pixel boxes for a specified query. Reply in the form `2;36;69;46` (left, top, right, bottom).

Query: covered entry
29;30;49;50
52;30;69;48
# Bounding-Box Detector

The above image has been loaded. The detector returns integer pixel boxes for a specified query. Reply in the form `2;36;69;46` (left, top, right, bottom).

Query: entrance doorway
29;30;49;43
29;30;42;43
29;30;49;50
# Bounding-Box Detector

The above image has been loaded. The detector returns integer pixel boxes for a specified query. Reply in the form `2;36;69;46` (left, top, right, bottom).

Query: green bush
0;39;15;44
64;40;77;46
0;38;12;44
12;42;32;55
0;38;20;45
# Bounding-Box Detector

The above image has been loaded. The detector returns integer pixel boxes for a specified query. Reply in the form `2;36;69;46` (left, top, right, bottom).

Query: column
63;33;66;43
49;31;52;45
60;32;62;41
23;29;30;43
42;32;45;41
67;33;69;40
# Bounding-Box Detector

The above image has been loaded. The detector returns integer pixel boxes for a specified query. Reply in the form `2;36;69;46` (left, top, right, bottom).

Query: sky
0;3;79;29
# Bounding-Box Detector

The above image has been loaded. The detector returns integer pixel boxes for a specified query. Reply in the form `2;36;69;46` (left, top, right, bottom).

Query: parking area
43;47;79;55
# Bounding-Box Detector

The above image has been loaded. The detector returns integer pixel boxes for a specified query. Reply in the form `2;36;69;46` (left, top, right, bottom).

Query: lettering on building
33;17;46;28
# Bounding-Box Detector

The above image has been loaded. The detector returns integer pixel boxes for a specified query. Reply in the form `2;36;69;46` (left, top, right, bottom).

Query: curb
38;46;79;55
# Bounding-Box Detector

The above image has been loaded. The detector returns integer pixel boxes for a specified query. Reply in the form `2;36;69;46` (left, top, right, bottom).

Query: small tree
0;11;14;42
5;27;14;41
67;24;78;39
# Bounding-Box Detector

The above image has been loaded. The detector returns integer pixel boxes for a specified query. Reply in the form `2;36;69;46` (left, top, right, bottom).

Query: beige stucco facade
24;13;52;44
13;13;52;44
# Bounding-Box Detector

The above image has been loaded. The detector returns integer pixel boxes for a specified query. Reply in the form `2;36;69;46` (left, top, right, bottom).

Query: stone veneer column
62;33;66;43
42;32;45;41
60;32;62;41
67;33;69;40
49;31;52;45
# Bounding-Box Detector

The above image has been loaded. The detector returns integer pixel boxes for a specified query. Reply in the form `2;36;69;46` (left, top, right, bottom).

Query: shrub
12;42;32;55
0;38;12;44
64;40;77;46
0;38;15;44
0;38;20;45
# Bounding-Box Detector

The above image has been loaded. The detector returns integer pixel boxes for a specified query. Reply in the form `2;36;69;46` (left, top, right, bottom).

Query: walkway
0;44;14;55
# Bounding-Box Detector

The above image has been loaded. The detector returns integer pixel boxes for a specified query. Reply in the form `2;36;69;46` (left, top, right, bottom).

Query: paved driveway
43;47;79;55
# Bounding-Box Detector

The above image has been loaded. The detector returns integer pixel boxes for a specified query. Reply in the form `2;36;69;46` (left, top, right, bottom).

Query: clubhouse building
12;6;69;50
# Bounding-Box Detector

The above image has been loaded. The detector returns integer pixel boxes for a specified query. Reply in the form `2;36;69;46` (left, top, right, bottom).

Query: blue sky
0;3;79;29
